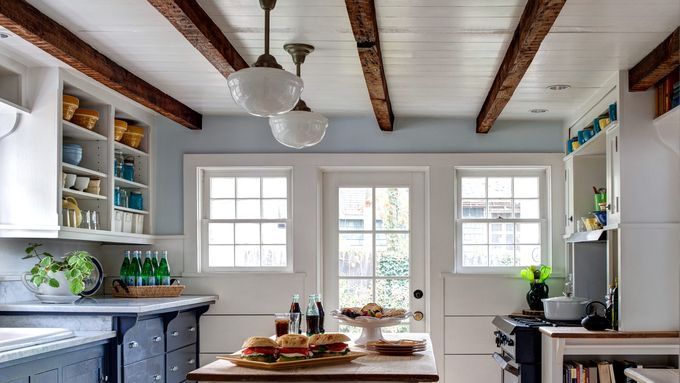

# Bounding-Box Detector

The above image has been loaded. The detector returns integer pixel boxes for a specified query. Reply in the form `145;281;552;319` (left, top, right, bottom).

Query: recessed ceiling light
547;84;571;91
530;108;549;113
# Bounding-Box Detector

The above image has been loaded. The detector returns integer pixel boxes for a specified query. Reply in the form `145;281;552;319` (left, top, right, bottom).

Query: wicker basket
111;279;185;298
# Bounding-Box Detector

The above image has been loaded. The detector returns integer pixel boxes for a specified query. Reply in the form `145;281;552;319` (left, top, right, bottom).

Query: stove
491;315;582;383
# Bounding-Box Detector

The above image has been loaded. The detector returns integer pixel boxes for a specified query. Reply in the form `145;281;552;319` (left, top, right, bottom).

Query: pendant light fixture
269;43;328;149
227;0;303;117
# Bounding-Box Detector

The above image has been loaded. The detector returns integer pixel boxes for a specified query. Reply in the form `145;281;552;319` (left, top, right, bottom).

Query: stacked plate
367;339;427;356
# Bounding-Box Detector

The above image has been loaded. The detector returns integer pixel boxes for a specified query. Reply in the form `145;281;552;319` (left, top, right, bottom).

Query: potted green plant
21;243;96;303
521;264;552;311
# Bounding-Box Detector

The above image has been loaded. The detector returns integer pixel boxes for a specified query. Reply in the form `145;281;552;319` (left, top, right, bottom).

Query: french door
323;171;426;333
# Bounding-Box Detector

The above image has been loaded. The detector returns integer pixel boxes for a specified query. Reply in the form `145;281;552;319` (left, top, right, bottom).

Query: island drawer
123;354;164;383
123;317;165;365
166;344;197;383
167;311;197;352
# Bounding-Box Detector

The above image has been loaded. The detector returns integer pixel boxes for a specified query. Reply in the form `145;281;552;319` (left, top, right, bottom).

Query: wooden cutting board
216;352;369;370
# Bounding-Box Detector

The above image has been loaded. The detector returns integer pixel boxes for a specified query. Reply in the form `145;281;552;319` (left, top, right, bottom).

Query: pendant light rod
284;43;315;78
254;0;281;68
283;43;315;112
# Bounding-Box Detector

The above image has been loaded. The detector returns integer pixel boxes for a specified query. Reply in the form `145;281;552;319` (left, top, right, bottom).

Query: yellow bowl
114;119;128;141
71;108;100;130
126;125;145;135
62;94;80;121
122;131;144;148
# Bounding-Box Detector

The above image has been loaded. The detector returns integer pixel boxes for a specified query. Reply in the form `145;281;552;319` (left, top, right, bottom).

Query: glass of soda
288;313;301;335
274;313;290;337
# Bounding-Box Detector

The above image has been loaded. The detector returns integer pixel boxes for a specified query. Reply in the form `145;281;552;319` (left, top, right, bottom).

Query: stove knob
507;338;514;346
493;331;502;347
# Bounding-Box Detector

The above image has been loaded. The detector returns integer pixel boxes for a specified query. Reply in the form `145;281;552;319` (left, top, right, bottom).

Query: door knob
413;290;423;299
413;311;424;321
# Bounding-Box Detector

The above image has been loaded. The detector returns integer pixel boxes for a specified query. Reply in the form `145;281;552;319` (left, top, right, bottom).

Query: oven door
493;352;519;383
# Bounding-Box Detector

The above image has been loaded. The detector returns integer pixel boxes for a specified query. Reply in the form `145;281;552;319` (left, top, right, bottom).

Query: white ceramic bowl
64;173;77;189
74;176;90;191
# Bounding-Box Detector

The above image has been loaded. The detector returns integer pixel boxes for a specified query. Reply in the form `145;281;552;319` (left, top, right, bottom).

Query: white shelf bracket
0;105;18;140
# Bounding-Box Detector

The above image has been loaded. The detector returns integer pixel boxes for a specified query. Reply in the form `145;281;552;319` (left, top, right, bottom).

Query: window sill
181;271;306;277
442;271;566;279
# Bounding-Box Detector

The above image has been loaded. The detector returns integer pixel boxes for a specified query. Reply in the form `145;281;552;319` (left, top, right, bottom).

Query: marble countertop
0;330;115;364
187;333;439;382
0;295;218;314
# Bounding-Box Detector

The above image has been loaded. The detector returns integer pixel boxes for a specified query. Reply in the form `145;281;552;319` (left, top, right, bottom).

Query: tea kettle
581;301;610;331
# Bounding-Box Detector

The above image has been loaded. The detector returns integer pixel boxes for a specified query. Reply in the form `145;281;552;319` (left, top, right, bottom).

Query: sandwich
240;337;279;363
309;333;351;357
275;334;311;361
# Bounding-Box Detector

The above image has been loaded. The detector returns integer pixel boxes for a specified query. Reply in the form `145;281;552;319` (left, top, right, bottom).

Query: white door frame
322;170;427;333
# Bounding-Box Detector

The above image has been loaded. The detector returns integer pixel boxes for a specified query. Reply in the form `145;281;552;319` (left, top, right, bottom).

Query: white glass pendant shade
227;67;303;117
269;111;328;149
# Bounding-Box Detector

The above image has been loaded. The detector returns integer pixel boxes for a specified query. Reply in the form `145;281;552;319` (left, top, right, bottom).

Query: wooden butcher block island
187;333;439;382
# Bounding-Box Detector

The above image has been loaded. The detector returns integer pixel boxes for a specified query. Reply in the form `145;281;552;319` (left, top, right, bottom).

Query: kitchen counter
0;330;115;364
539;327;680;339
0;295;218;314
541;327;680;382
624;368;679;383
187;333;439;382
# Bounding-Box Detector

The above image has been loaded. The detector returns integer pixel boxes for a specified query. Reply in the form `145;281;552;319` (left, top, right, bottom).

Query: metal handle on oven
492;352;519;377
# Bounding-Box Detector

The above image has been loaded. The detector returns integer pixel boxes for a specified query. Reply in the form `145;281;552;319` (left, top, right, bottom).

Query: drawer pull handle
187;358;196;365
188;326;196;332
171;331;179;337
170;366;179;372
128;341;139;348
152;336;162;342
152;374;162;381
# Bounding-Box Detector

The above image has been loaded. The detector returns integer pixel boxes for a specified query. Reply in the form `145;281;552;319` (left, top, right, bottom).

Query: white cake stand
331;311;412;346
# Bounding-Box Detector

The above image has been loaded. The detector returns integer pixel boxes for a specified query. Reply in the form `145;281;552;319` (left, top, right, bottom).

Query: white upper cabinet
605;123;621;228
0;67;155;244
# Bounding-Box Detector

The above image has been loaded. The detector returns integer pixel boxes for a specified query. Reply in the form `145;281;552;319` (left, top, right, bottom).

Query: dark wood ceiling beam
0;0;202;130
346;0;394;132
629;27;679;92
476;0;566;134
147;0;248;77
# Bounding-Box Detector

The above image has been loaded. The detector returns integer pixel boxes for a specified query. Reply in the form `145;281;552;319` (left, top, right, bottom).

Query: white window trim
454;166;552;274
197;166;294;273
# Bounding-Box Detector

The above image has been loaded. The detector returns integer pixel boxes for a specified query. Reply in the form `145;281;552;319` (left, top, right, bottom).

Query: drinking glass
288;313;301;335
62;208;74;227
90;211;100;230
274;313;290;337
81;210;91;229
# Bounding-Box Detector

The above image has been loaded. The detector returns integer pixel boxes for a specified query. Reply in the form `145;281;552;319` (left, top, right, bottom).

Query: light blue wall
154;115;563;234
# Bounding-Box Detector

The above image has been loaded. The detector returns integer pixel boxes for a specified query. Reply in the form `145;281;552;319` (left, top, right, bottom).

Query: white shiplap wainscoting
443;275;565;383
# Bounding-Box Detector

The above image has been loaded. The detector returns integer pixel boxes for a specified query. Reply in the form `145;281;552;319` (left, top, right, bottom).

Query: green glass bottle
158;250;171;285
130;251;142;286
120;250;132;286
151;251;160;285
141;251;156;286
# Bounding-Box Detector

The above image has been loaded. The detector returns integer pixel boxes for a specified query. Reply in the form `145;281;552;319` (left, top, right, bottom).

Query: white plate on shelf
35;294;81;304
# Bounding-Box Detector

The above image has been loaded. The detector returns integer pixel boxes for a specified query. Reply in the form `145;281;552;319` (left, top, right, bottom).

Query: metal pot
542;296;589;320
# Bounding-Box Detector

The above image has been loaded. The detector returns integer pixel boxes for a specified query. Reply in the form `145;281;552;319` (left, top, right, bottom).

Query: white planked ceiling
1;0;679;124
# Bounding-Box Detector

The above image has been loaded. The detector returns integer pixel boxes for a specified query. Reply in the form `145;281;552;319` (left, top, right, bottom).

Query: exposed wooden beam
0;0;202;130
476;0;566;134
147;0;248;77
346;0;394;132
629;27;679;92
